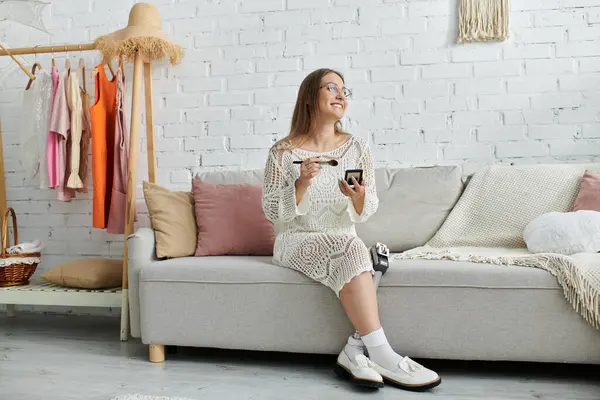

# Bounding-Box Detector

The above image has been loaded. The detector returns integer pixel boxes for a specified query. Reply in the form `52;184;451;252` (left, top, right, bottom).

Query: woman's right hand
296;157;321;187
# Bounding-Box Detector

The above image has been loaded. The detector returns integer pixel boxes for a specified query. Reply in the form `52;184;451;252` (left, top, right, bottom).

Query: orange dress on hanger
90;64;117;229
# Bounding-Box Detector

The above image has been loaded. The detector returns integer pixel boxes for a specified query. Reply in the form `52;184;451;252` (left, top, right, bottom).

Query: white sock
343;334;365;360
360;327;404;370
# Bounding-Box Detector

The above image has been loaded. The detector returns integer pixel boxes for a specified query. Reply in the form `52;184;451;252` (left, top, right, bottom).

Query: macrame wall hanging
457;0;509;43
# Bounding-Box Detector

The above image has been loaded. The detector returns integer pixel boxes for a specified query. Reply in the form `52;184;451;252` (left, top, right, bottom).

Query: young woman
261;69;441;391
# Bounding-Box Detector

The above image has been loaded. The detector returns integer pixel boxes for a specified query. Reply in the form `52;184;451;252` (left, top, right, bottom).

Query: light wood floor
1;313;599;400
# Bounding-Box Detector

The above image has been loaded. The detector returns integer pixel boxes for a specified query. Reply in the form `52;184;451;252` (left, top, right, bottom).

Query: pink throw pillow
572;170;600;212
191;178;275;256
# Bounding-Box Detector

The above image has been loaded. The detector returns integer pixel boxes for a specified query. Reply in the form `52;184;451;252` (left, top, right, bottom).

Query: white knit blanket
394;163;600;330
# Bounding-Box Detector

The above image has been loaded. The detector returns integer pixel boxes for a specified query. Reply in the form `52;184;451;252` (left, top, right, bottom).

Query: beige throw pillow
41;258;122;289
143;181;197;258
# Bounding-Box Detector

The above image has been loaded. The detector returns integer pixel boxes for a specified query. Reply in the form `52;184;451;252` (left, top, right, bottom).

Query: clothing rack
0;43;97;56
0;42;157;341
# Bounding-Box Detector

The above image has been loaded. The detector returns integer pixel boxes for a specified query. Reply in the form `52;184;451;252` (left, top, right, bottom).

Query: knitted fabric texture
20;69;52;189
261;136;378;296
66;70;83;189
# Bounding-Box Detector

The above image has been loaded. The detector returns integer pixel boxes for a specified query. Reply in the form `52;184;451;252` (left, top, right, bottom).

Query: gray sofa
127;166;600;364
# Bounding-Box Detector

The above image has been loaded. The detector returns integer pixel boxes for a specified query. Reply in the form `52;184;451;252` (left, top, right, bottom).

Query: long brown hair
278;68;346;149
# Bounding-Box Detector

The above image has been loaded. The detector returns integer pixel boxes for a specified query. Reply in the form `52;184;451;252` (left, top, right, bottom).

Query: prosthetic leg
334;243;390;389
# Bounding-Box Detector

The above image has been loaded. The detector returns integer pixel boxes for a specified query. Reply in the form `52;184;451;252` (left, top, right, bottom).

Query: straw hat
94;2;184;65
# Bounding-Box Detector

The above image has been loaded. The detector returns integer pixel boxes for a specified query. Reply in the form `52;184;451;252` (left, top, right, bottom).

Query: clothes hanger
25;62;42;90
25;46;41;90
92;57;115;79
75;44;86;92
49;43;55;68
78;57;86;92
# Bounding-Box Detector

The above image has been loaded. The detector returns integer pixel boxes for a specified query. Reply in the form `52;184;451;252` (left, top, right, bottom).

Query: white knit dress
262;135;379;296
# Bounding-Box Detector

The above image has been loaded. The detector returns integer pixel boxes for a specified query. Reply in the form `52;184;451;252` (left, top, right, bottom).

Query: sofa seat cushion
139;256;318;285
384;258;560;289
138;255;600;364
140;255;560;290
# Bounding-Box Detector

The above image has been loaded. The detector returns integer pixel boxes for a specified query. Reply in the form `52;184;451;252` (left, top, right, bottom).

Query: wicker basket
0;208;41;287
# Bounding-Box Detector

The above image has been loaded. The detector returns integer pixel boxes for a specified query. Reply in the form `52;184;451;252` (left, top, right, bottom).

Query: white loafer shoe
370;356;441;391
334;348;384;389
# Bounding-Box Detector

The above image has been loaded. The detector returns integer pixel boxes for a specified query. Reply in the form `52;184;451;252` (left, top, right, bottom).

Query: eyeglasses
321;82;353;99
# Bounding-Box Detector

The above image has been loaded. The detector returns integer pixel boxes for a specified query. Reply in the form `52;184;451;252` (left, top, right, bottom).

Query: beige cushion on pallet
41;258;122;289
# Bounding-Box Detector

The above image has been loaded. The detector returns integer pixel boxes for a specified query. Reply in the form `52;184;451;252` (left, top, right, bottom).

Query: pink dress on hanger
47;66;60;188
106;66;136;234
49;69;75;202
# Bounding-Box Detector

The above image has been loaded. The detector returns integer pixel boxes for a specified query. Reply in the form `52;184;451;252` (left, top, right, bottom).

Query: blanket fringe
395;251;600;330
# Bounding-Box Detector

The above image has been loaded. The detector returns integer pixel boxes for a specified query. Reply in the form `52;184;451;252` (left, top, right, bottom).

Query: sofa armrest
127;227;159;338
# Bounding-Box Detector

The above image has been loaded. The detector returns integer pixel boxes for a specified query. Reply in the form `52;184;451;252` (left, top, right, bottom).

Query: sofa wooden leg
149;344;165;363
6;304;16;317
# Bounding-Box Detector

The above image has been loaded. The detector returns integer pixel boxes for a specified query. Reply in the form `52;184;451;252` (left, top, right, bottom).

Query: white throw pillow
523;210;600;255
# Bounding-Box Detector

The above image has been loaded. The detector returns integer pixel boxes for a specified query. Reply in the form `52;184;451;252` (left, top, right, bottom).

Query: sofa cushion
140;256;315;285
356;166;464;252
385;258;560;289
143;181;197;258
41;258;122;289
194;166;463;253
572;170;600;212
140;255;559;290
523;210;600;255
191;178;275;256
138;255;600;363
426;163;600;248
195;169;264;185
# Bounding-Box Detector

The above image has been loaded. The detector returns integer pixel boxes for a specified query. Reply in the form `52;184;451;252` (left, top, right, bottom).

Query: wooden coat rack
0;42;157;342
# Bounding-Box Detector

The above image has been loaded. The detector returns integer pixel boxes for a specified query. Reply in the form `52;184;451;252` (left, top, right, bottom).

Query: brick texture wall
0;0;599;278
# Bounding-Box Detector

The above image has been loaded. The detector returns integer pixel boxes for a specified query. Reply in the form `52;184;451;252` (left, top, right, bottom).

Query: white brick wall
0;0;599;282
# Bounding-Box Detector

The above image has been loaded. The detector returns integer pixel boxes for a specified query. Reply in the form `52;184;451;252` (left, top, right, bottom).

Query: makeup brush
293;160;339;166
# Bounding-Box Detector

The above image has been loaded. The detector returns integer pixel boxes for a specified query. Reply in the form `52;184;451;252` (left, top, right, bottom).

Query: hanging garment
90;64;117;228
19;68;52;189
47;65;60;188
79;85;91;193
66;70;83;189
107;66;136;234
49;69;75;202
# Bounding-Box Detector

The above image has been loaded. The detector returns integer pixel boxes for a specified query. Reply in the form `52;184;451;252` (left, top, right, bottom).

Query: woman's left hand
339;177;365;200
340;177;366;215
